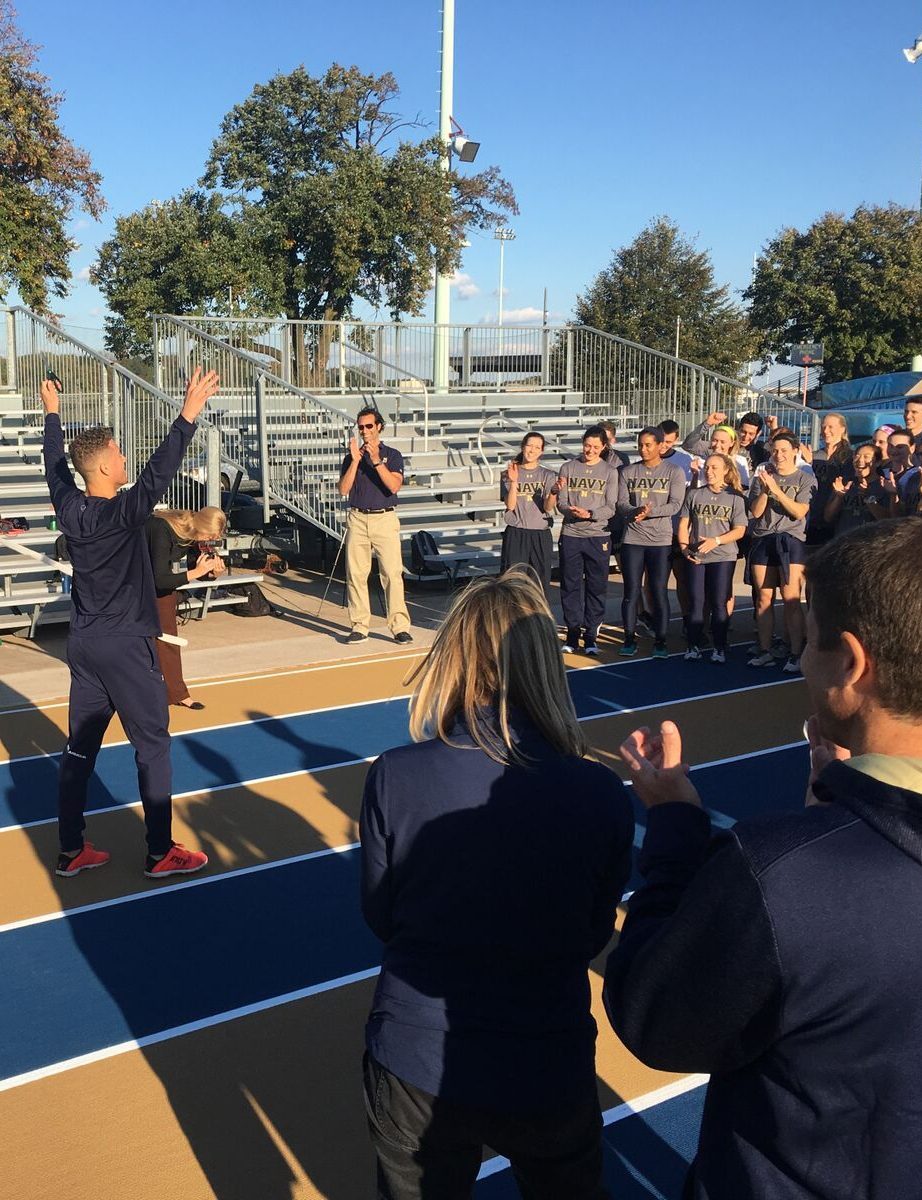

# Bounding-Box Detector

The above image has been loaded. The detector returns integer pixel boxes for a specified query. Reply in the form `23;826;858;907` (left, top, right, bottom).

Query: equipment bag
228;581;274;617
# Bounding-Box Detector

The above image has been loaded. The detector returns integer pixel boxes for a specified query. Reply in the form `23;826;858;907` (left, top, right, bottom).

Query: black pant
558;535;610;636
621;543;671;641
686;559;735;649
363;1055;609;1200
501;526;554;603
59;634;172;856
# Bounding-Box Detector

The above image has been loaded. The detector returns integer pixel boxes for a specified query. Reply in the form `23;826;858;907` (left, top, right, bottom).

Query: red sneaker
55;842;111;877
144;843;208;879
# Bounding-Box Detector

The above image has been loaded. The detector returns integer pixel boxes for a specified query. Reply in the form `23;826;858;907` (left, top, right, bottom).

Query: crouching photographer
146;506;227;710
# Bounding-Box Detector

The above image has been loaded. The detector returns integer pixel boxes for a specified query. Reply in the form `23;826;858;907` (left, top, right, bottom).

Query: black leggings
686;560;736;650
621;543;671;641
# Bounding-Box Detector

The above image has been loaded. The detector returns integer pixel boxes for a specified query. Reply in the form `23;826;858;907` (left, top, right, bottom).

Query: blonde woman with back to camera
360;566;634;1199
146;506;226;710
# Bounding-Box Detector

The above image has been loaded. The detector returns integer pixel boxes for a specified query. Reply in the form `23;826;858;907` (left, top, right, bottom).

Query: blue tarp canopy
819;372;922;409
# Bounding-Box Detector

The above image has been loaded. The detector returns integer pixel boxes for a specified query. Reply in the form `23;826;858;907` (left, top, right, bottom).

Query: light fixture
904;35;922;63
449;117;479;162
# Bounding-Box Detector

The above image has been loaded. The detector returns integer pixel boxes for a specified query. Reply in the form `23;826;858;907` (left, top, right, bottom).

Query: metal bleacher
5;306;819;626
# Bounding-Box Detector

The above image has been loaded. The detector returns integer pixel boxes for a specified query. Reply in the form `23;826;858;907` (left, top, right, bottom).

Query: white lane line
476;1074;710;1181
0;966;382;1093
0;621;775;761
0;741;806;930
0;652;425;716
0;680;803;836
0;842;361;936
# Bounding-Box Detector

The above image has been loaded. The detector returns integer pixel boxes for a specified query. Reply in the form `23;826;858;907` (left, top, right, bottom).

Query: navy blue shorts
746;533;806;585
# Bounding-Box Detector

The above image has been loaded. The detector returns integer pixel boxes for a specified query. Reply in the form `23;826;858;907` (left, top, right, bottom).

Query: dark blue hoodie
604;759;922;1200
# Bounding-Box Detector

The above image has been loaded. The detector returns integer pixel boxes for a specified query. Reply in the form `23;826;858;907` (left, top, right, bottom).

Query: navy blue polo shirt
340;443;404;510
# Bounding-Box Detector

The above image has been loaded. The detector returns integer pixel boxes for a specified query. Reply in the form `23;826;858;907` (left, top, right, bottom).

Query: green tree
92;190;274;359
95;64;516;375
0;0;104;310
745;204;922;382
574;216;756;377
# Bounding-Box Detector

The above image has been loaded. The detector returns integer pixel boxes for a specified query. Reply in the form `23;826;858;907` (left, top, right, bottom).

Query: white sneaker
710;649;726;665
684;646;701;661
782;655;801;675
748;650;775;668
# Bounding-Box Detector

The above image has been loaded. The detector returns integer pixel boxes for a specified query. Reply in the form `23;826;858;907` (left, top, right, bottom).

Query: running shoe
748;650;776;667
710;649;726;665
770;638;789;661
583;642;600;657
561;630;580;654
684;646;701;662
145;843;208;879
652;641;669;659
782;655;802;675
619;640;639;657
636;611;655;638
55;842;110;877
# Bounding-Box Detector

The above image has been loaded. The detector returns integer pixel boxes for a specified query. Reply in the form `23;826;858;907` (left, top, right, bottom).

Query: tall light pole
494;227;515;390
903;35;922;212
432;0;455;393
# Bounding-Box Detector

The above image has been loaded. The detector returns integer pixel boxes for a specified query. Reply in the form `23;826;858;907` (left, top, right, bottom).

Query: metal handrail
475;412;581;488
5;306;226;509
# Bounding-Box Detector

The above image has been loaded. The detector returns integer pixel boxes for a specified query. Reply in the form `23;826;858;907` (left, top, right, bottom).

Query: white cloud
89;307;104;317
450;271;479;300
75;266;92;282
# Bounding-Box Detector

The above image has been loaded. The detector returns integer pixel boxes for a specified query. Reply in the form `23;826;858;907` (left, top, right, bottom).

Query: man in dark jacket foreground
604;517;922;1200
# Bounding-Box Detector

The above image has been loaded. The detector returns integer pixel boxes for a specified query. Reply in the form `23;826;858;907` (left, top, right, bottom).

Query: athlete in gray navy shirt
500;432;558;602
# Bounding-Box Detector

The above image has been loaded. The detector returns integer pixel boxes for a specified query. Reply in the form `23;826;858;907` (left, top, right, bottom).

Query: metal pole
6;309;17;391
205;423;221;509
671;316;681;410
255;373;272;525
497;237;505;392
431;0;454;394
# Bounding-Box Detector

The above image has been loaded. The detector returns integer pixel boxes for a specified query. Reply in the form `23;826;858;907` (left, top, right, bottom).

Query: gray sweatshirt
617;461;687;546
557;457;620;538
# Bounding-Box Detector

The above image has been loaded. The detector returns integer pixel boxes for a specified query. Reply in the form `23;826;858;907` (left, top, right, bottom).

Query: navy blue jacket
604;760;922;1199
44;413;196;637
360;716;634;1113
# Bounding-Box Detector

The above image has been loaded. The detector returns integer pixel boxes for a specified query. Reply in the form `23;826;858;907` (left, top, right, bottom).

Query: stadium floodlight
451;135;480;162
904;36;922;64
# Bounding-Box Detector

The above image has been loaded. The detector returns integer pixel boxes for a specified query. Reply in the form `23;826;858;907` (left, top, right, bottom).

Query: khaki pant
345;509;410;635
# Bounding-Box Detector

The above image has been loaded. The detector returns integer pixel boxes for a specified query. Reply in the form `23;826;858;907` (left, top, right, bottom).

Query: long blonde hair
158;506;226;544
407;566;587;765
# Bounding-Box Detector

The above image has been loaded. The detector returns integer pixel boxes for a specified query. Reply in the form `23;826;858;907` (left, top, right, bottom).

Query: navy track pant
558;534;610;635
621;543;671;641
686;559;736;650
59;634;172;856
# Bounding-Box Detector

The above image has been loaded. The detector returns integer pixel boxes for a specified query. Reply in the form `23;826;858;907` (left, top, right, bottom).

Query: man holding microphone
338;405;412;645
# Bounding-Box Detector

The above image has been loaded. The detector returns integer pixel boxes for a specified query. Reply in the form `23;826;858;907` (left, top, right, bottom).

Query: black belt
351;507;395;514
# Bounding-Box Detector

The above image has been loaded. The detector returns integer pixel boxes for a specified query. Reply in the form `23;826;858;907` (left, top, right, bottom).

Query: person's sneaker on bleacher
782;655;802;675
55;842;110;877
561;629;580;654
145;842;208;879
619;639;639;657
684;646;701;662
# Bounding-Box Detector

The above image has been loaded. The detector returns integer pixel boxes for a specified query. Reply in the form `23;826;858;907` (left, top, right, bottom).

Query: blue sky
16;0;922;347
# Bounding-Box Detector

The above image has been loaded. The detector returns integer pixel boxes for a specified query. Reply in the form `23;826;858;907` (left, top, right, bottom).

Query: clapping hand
619;721;702;810
633;503;653;521
804;715;850;807
831;476;852;496
506;460;519;483
349;436;362;463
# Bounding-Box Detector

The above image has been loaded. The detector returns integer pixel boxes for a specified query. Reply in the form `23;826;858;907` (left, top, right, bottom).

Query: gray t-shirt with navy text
617;461;687;546
748;467;816;540
679;487;748;562
501;465;557;530
557;457;620;538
